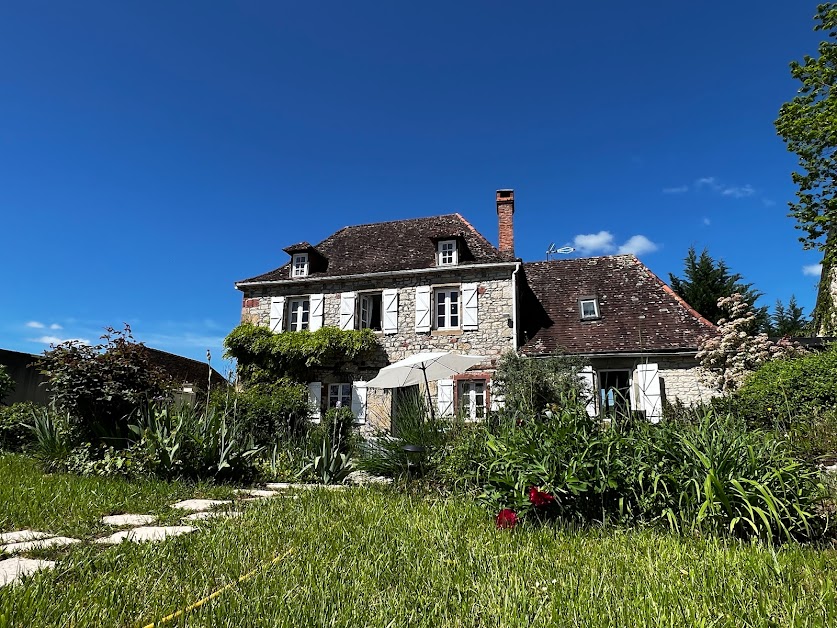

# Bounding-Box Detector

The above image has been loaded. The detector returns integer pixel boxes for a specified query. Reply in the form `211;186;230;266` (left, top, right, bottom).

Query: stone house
234;190;715;429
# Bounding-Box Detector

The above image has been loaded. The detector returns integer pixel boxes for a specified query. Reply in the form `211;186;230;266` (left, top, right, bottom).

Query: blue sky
0;1;827;368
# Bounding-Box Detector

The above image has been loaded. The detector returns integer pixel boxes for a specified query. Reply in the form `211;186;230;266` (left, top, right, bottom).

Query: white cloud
720;184;754;199
662;185;689;194
49;323;63;330
573;231;615;254
803;264;823;277
32;335;90;346
617;235;659;256
702;217;711;226
25;321;45;328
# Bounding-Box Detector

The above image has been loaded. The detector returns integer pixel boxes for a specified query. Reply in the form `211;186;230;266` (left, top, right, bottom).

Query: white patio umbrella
366;351;485;420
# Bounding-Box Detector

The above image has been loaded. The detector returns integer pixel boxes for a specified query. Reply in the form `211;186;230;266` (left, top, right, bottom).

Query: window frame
327;383;353;410
437;240;458;266
291;253;309;278
287;296;310;331
358;292;383;332
457;378;487;421
579;297;600;320
434;287;461;330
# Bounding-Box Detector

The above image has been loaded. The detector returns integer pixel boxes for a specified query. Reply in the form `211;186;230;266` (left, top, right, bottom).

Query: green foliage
0;402;37;452
37;325;173;442
224;323;382;383
456;405;826;543
492;351;586;417
734;344;837;431
770;295;811;337
128;403;262;481
669;246;768;330
301;433;354;485
27;405;72;471
0;364;14;404
213;379;311;446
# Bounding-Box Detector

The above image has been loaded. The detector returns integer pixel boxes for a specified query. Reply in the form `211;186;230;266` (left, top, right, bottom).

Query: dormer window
579;297;600;320
292;253;309;278
438;240;458;266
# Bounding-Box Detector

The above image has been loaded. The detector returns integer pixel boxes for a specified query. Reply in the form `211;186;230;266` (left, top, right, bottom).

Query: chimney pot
496;189;515;257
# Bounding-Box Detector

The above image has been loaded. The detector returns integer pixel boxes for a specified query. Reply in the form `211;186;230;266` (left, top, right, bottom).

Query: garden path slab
265;482;348;491
0;557;55;587
96;526;197;545
183;511;243;522
102;514;157;527
170;499;232;512
0;530;53;544
1;536;80;555
234;489;280;498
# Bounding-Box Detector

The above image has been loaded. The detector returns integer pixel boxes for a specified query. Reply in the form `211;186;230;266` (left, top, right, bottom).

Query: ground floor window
458;379;486;421
328;383;352;409
598;370;631;418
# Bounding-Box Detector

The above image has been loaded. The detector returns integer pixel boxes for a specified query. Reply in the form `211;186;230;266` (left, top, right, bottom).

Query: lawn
2;454;837;627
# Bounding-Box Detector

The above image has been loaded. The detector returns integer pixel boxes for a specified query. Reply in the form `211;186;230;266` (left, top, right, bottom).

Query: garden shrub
0;364;14;404
465;404;827;543
37;325;173;443
0;401;38;452
492;352;586;418
733;344;837;430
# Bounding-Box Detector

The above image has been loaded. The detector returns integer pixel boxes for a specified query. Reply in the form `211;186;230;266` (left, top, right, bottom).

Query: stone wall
656;355;718;406
240;265;517;368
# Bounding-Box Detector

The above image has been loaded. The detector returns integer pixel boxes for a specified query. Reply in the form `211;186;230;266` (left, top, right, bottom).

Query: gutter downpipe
511;262;521;352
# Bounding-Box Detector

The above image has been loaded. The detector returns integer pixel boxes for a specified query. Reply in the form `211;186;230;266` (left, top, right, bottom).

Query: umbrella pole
422;365;436;421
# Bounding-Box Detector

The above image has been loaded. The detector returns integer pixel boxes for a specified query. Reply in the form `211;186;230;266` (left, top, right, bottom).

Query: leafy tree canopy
770;295;811;337
669;246;768;331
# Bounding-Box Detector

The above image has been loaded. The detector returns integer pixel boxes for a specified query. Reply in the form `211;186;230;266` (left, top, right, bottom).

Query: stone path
0;481;354;587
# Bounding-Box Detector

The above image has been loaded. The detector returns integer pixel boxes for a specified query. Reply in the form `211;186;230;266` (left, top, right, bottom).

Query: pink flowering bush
697;294;807;393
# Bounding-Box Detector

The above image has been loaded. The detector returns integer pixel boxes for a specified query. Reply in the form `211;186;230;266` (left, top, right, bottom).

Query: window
598;370;630;418
287;297;310;331
359;293;383;331
328;383;352;409
458;380;486;421
435;288;460;329
579;297;600;320
292;253;309;278
437;240;458;266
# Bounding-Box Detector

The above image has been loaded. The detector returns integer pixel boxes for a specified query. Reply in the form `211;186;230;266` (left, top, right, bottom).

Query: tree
697;294;807;393
0;365;14;405
669;246;769;330
770;295;811;337
775;3;837;335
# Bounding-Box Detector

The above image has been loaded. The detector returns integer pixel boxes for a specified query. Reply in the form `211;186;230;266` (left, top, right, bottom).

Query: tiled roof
518;255;715;355
237;213;509;284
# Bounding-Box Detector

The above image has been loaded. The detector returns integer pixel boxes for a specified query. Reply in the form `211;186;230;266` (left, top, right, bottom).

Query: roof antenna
546;243;575;261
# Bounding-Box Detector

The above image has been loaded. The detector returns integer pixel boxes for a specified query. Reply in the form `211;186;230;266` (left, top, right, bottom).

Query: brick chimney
496;189;515;257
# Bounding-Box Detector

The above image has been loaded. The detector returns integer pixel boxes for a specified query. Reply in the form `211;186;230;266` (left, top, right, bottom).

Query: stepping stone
0;530;52;544
183;511;243;522
102;514;157;527
1;537;80;555
265;482;347;491
0;557;55;587
234;489;280;499
170;499;232;512
96;526;197;545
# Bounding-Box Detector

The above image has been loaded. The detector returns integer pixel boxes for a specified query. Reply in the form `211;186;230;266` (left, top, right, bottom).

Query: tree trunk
815;226;837;336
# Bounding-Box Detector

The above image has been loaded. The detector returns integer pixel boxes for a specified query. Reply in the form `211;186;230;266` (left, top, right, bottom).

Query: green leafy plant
224;323;383;383
0;402;38;452
0;364;14;404
27;405;72;471
37;325;173;442
301;434;354;485
491;351;586;418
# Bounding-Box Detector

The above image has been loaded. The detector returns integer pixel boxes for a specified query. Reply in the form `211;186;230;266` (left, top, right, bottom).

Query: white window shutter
269;296;285;333
309;293;324;331
308;382;322;420
437;378;454;417
462;283;478;330
578;367;598;417
382;288;399;335
636;363;662;423
415;286;431;332
351;381;367;422
340;292;356;330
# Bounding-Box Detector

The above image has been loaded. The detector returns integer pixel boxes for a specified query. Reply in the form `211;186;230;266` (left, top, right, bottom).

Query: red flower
528;486;555;507
496;509;518;529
